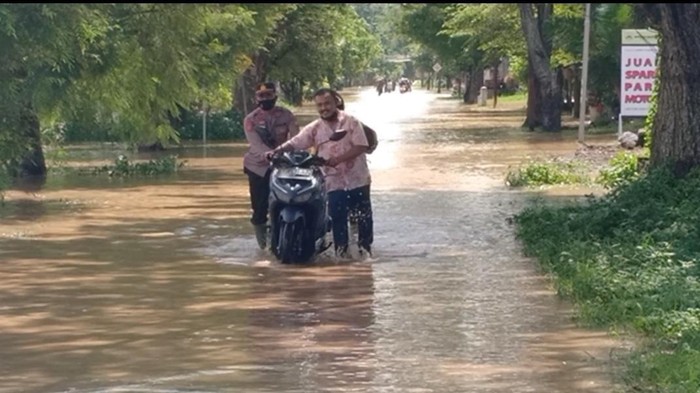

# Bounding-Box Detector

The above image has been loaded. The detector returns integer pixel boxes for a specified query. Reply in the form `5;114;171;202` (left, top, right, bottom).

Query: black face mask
259;97;277;111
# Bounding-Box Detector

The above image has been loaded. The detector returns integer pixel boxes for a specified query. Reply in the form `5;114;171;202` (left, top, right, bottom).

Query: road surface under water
0;88;628;393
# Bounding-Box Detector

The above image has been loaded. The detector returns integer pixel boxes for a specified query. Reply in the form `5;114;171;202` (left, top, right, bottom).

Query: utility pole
578;3;591;144
202;101;208;146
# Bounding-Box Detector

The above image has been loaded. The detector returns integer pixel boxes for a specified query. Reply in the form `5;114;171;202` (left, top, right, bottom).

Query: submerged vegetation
90;155;185;177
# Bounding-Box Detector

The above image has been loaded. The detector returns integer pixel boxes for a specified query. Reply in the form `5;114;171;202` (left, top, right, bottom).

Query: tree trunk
463;68;483;104
463;71;472;103
493;61;500;108
234;67;258;115
280;79;304;106
17;102;47;178
233;54;267;115
523;59;543;130
573;67;581;119
519;3;562;132
642;4;700;173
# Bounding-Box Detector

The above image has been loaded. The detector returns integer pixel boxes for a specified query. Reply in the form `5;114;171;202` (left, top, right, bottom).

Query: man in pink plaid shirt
270;88;374;258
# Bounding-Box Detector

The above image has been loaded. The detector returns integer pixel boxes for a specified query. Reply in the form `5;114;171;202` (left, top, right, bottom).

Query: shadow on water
0;87;628;393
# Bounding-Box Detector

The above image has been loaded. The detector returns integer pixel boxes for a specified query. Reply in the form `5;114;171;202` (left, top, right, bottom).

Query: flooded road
0;88;625;392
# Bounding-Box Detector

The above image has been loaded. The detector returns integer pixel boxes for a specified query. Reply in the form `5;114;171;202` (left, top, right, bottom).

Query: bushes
506;150;646;189
505;160;590;187
177;108;245;141
597;151;642;189
61;108;246;144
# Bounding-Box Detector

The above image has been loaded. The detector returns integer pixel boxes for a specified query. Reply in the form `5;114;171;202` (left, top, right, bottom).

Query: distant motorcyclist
376;78;385;96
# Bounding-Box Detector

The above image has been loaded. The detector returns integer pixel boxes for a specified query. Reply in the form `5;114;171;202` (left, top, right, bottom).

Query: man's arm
244;113;270;161
270;122;316;156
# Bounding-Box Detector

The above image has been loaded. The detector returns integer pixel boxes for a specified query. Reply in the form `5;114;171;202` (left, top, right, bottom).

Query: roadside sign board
620;29;659;117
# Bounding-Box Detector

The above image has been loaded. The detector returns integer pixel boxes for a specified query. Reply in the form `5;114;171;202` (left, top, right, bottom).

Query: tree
0;4;268;177
232;4;297;114
353;3;412;57
519;3;563;132
398;4;476;96
637;4;700;173
443;4;524;103
235;4;381;110
0;4;108;177
338;9;383;87
66;4;262;146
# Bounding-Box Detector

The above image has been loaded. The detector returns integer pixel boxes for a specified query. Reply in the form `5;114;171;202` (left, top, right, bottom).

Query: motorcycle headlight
271;175;318;204
271;186;292;204
291;190;313;203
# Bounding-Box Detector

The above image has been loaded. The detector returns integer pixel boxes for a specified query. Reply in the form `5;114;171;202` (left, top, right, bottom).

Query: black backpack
361;123;378;154
333;90;378;154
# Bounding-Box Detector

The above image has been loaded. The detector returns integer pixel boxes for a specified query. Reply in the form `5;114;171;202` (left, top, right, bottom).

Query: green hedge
62;108;246;143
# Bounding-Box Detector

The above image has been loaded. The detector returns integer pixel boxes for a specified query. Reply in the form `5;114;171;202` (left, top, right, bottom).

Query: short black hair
313;87;334;98
256;82;276;92
313;87;345;110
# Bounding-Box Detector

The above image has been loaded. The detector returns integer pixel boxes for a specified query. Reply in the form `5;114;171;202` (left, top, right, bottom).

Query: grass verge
514;165;700;392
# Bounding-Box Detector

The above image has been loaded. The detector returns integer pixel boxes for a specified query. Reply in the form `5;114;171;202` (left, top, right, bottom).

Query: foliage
643;47;661;151
41;122;71;170
177;109;245;141
56;4;260;145
438;3;642;109
353;3;413;57
254;4;382;103
90;155;185;177
505;159;590;187
399;4;478;77
338;7;384;84
443;3;524;61
0;3;97;173
587;4;639;109
597;151;642;189
0;4;271;175
514;166;700;392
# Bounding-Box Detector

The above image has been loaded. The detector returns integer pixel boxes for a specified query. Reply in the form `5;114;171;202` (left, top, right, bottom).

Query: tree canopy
2;3;699;178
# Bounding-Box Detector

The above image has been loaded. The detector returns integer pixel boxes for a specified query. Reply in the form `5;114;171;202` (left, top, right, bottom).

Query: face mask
259;97;277;111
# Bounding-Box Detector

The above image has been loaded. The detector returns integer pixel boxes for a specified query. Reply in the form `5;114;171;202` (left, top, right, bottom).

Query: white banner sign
620;45;658;116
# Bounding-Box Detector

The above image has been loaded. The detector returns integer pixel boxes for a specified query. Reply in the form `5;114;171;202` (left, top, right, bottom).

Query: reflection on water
0;87;627;393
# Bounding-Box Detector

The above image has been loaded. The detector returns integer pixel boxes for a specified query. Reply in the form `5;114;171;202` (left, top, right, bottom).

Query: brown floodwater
0;88;628;393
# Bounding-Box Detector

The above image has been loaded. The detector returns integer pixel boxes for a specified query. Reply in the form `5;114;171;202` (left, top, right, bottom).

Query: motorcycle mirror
329;129;347;141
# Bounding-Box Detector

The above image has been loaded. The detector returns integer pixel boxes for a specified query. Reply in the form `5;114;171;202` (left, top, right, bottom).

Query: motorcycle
267;130;348;264
399;78;412;94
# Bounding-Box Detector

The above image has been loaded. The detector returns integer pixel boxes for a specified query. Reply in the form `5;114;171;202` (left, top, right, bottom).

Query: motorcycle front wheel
277;219;317;264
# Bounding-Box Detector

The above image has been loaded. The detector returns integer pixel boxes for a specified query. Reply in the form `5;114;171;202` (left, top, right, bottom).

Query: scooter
267;130;348;264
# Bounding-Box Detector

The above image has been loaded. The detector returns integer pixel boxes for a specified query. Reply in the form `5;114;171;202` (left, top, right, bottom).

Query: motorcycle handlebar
267;151;328;167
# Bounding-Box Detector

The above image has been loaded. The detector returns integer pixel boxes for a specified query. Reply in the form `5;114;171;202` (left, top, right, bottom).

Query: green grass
515;165;700;392
506;150;647;189
497;90;527;102
506;159;591;187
